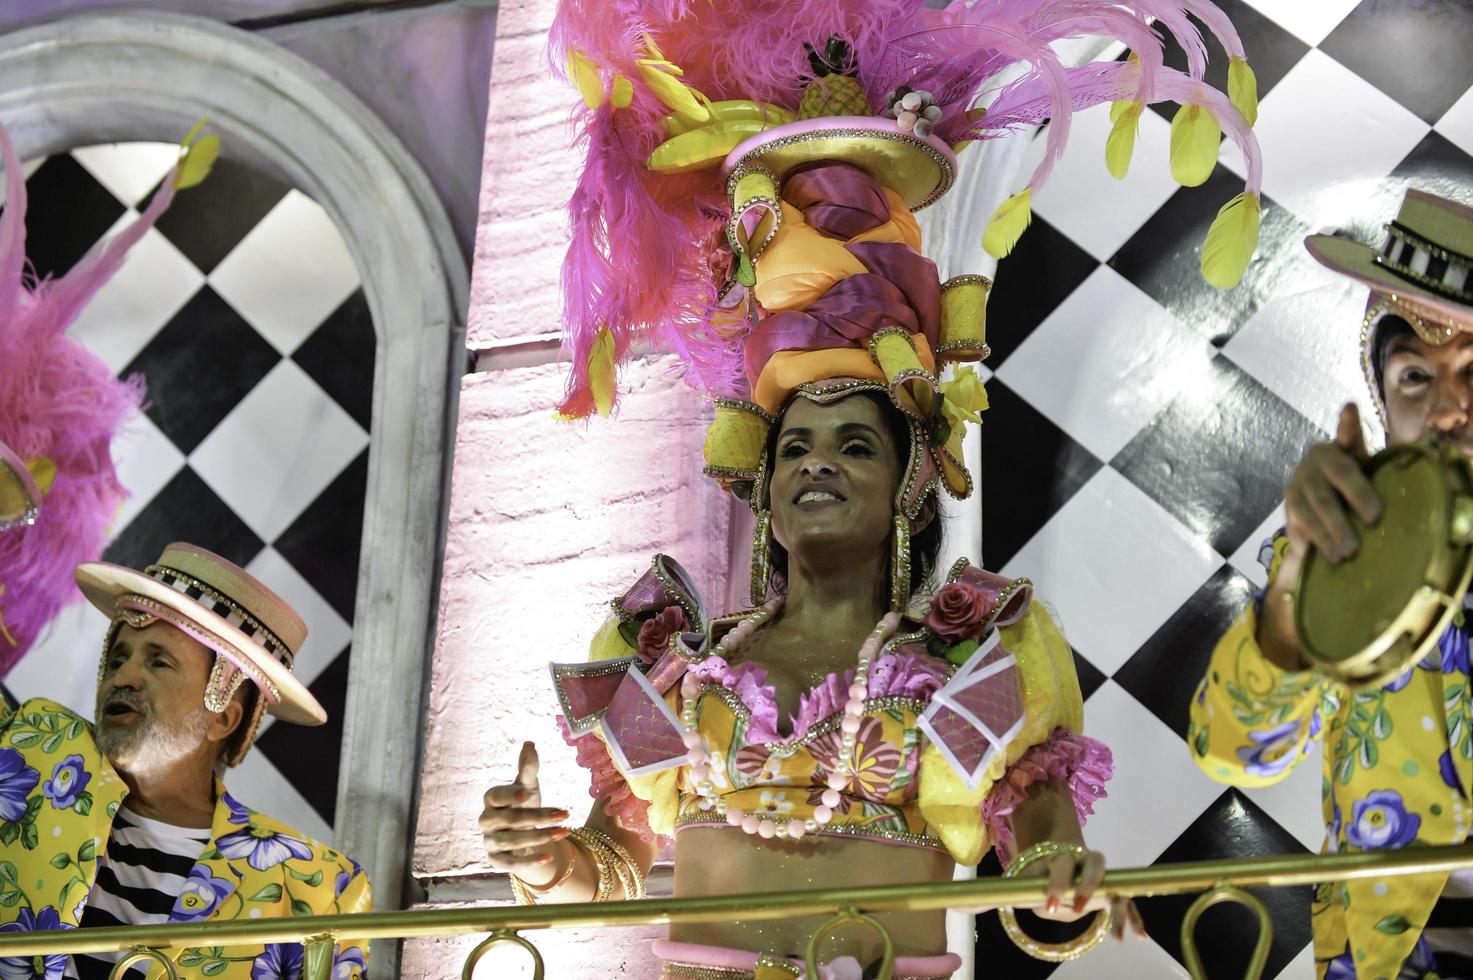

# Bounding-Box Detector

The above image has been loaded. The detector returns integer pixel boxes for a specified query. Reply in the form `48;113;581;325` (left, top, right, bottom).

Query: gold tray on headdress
1295;440;1473;690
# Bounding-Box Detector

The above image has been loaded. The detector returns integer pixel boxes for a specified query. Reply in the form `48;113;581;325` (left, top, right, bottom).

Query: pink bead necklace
679;595;902;840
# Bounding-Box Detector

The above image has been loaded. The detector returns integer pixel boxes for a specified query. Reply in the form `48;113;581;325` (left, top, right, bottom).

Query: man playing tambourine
1191;189;1473;979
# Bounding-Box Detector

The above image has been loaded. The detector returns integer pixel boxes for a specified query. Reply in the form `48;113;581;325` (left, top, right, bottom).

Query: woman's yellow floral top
0;698;371;979
1190;532;1472;980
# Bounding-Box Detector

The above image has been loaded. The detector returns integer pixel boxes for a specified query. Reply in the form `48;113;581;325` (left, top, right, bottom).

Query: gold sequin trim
675;809;948;851
942;273;993;291
661;963;755;980
145;564;291;659
725;129;955;212
1374;253;1473;302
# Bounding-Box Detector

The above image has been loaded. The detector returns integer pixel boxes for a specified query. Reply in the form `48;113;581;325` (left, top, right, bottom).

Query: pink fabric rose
924;580;992;642
636;606;688;664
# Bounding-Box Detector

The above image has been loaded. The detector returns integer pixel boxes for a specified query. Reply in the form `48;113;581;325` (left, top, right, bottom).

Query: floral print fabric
1190;532;1473;979
0;699;371;980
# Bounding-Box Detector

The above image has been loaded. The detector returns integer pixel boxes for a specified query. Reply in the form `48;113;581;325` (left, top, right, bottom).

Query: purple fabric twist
744;160;942;386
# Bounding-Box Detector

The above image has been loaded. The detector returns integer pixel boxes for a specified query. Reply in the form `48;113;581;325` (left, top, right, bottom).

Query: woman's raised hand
480;741;571;887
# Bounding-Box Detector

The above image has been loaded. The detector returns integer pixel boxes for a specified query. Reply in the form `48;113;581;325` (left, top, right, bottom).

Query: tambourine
1295;439;1473;690
0;440;41;534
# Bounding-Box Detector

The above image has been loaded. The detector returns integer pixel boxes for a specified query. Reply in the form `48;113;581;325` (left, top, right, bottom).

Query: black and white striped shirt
66;807;210;980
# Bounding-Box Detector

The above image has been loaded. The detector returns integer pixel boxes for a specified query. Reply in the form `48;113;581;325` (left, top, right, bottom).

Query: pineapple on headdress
798;36;870;119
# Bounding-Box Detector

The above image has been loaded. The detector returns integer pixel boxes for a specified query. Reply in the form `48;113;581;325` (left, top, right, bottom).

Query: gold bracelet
997;842;1112;963
572;827;647;900
508;837;582;906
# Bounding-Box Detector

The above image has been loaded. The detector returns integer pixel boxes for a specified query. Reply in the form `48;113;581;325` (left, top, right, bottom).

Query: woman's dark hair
1372;314;1416;400
762;390;944;599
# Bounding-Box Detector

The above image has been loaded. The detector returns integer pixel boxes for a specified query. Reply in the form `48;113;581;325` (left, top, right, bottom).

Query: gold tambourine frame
1295;440;1473;690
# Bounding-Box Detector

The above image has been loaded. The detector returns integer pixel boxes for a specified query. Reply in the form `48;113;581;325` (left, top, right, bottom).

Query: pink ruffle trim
981;728;1114;864
556;716;667;845
688;648;949;744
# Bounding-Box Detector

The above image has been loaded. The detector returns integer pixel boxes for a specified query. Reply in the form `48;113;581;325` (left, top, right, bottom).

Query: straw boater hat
1305;189;1473;417
76;543;325;766
0;441;41;534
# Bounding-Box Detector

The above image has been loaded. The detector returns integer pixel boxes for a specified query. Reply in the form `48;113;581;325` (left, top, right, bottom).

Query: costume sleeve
1187;531;1329;789
557;613;679;842
918;602;1112;865
330;859;371;978
981;603;1113;863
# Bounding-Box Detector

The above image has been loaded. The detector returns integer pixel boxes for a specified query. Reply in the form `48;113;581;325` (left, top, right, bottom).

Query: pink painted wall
409;4;735;973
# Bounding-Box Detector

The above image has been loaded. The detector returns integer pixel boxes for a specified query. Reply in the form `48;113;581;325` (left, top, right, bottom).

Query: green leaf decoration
944;638;979;667
290;898;314;917
67;720;84;740
22;822;39;851
77;838;96;863
0;860;20;887
2;824;20;847
179;951;206;968
0;891;21;908
25;796;41;819
202;959;228;977
1372;708;1392;740
249;884;283;903
40;732;61;755
74;794;92;817
1374;914;1411;935
1193;726;1210;759
616;618;643;650
48;854;70;870
8;732;40;749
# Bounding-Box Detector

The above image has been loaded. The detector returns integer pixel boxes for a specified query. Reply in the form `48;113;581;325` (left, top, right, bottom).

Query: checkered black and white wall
2;142;373;848
966;1;1473;977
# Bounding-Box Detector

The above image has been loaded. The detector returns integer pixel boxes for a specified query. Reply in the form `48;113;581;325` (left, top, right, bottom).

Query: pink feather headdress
0;122;213;673
549;0;1264;420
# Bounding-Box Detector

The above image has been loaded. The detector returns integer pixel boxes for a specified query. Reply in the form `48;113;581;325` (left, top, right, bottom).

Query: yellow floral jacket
1189;534;1470;980
0;699;370;979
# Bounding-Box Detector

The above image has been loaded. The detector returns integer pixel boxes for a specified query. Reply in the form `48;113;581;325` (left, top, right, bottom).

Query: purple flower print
251;943;304;980
41;756;89;810
1237;720;1304;778
1346;789;1421;850
217;826;312;871
170;865;234;922
0;750;38;824
0;907;68;979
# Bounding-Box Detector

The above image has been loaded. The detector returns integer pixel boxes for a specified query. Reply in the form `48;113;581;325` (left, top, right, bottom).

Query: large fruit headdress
549;0;1263;513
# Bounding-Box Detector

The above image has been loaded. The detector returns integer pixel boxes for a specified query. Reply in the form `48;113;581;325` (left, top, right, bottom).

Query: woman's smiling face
767;394;904;566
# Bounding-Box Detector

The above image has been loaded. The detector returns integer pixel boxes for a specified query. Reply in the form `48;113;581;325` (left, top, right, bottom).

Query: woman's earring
891;514;912;613
751;509;773;607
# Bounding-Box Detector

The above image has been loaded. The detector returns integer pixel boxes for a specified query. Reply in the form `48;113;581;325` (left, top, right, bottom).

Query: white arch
0;12;468;968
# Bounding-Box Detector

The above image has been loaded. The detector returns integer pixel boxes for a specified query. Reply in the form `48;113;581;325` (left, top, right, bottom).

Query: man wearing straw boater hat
0;543;370;979
1190;189;1473;979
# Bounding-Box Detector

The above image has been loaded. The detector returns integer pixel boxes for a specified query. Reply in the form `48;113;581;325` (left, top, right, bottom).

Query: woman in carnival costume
0;122;215;671
480;1;1265;976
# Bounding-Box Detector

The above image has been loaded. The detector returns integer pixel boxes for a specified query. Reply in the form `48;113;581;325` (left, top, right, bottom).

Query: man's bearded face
95;620;217;776
1382;331;1473;454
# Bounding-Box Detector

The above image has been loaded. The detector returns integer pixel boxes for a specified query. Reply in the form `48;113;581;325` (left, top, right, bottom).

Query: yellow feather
1228;57;1259;127
174;134;219;190
1105;101;1142;180
568;49;606;109
589;327;618;418
1109;99;1132;123
983;189;1032;259
1169;105;1221;188
611;75;634;109
1200;191;1261;289
24;457;55;496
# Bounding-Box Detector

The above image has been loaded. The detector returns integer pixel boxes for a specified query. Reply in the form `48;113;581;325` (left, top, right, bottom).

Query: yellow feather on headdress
1105;101;1143;180
982;188;1032;259
1200;192;1261;289
1169;105;1221;188
1228;57;1259;128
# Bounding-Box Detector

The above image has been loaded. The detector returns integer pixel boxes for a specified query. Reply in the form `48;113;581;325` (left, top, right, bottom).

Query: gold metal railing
2;844;1472;979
